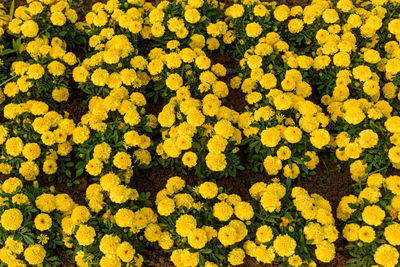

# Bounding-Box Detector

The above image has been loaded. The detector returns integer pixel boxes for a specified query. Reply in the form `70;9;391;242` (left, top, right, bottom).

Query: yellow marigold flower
288;255;303;267
273;234;296;257
199;181;218;199
386;176;400;195
52;87;69;102
374;244;399;267
260;193;281;212
358;225;375;243
182;151;197;168
75;225;96;246
113;152;132;170
50;11;66;26
21;20;39;38
184;8;200;24
322;9;339;24
144;223;162;243
315;240;335;263
34;213;52;231
188;228;208;249
228;248;245;266
288;19;304;34
284;126;302;144
165;176;185;194
73;66;89;83
86;158;103;176
114;208;133;228
5;137;24;157
71;205;91;225
35;193;56;213
117;241;135;263
246;22;262;38
1;208;23;231
256;225;273;243
213;201;233;221
218;225;237;246
359;187;381;204
249;182;267;199
205;152;226;172
362;205;385;226
389;146;400;164
2;177;23;194
234;201;254;221
24;244;46;265
260;127;281;147
343;223;359;241
225;4;244;18
157;197;175;216
274;5;290;21
47;61;65;76
175;214;197;238
263;156;282;175
384;223;400;246
5;236;23;254
99;234;120;255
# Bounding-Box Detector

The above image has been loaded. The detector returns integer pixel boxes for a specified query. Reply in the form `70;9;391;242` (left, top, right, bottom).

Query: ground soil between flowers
4;0;400;266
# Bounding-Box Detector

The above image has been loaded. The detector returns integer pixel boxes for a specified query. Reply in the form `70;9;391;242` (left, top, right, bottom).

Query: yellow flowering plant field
1;0;400;266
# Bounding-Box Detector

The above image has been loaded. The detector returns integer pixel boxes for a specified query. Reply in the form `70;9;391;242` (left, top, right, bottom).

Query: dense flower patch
1;0;400;266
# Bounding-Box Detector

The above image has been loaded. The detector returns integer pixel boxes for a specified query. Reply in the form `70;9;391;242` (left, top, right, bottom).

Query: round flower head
1;208;23;231
34;213;52;231
199;182;218;199
24;244;46;265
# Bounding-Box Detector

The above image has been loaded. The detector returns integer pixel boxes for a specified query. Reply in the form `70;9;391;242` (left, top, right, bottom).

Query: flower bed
1;0;400;266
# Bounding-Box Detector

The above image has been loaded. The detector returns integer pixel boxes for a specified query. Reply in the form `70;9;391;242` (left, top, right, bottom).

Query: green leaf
9;0;15;19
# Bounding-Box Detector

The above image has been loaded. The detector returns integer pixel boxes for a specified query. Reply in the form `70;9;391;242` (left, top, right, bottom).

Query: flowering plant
337;173;400;267
0;102;75;182
324;95;400;181
64;177;153;267
74;33;150;100
148;46;230;101
152;176;252;266
238;95;329;179
73;89;156;179
156;95;243;178
2;36;76;106
7;0;83;49
147;0;227;51
0;177;66;266
245;180;338;266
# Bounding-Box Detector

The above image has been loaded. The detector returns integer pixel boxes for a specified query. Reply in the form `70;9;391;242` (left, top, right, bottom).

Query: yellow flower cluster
1;105;74;180
237;92;328;178
76;88;154;177
243;182;338;265
152;176;252;266
339;173;400;266
8;0;77;39
0;177;73;266
2;35;76;104
157;95;241;173
61;176;150;267
151;177;338;266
